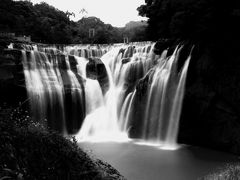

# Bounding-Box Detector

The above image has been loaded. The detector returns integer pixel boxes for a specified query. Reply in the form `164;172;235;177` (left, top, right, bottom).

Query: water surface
79;142;238;180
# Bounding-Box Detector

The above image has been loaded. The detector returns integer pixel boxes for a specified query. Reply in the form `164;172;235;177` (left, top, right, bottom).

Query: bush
0;104;125;180
200;163;240;180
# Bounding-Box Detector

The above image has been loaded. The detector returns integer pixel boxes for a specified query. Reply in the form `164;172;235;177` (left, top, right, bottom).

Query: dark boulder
86;57;109;94
68;55;78;73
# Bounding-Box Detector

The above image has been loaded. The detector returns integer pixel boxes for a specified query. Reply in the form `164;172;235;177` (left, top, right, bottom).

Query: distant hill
0;0;74;44
73;18;149;44
124;21;148;31
122;21;148;42
0;0;149;44
73;16;122;44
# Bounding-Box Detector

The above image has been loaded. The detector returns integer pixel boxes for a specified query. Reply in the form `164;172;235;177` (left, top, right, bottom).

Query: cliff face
0;48;26;105
177;41;240;154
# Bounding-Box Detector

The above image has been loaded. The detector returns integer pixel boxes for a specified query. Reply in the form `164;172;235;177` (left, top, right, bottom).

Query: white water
77;44;192;149
75;57;88;78
64;45;108;58
76;47;129;142
138;46;191;148
21;50;66;132
20;43;192;148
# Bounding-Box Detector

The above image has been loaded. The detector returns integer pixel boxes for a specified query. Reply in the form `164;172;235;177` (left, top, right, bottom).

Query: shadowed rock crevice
177;42;240;154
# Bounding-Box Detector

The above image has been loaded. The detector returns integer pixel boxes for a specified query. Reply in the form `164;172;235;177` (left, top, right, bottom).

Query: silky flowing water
20;43;192;149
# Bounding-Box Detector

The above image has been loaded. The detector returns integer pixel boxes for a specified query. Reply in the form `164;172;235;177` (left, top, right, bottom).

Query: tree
0;0;74;44
137;0;240;44
65;11;75;19
79;8;88;18
73;17;122;44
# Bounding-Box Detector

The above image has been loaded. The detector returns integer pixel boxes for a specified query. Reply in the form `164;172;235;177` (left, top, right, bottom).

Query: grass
199;163;240;180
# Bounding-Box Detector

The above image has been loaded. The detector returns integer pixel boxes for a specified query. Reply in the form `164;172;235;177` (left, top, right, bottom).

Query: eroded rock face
0;49;26;105
127;69;156;138
135;69;155;101
68;55;78;73
86;57;109;94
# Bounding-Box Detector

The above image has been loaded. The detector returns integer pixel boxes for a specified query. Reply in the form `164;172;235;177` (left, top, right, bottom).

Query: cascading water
76;47;129;142
21;49;87;134
19;42;192;149
65;45;108;58
137;46;191;149
21;50;66;132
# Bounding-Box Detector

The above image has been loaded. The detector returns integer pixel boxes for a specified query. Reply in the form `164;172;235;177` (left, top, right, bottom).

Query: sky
27;0;147;27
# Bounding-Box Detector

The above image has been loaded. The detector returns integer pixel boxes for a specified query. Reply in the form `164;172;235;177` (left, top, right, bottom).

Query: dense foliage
0;0;147;44
0;104;125;180
73;17;123;44
0;0;74;43
138;0;240;44
123;21;148;42
200;163;240;180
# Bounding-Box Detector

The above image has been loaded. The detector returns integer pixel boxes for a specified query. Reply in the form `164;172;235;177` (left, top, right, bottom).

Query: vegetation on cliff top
0;0;147;44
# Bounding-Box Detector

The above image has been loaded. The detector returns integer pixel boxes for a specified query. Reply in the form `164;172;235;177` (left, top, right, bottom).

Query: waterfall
137;46;191;149
64;45;108;58
20;43;192;148
21;50;66;132
76;47;129;142
21;50;86;134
